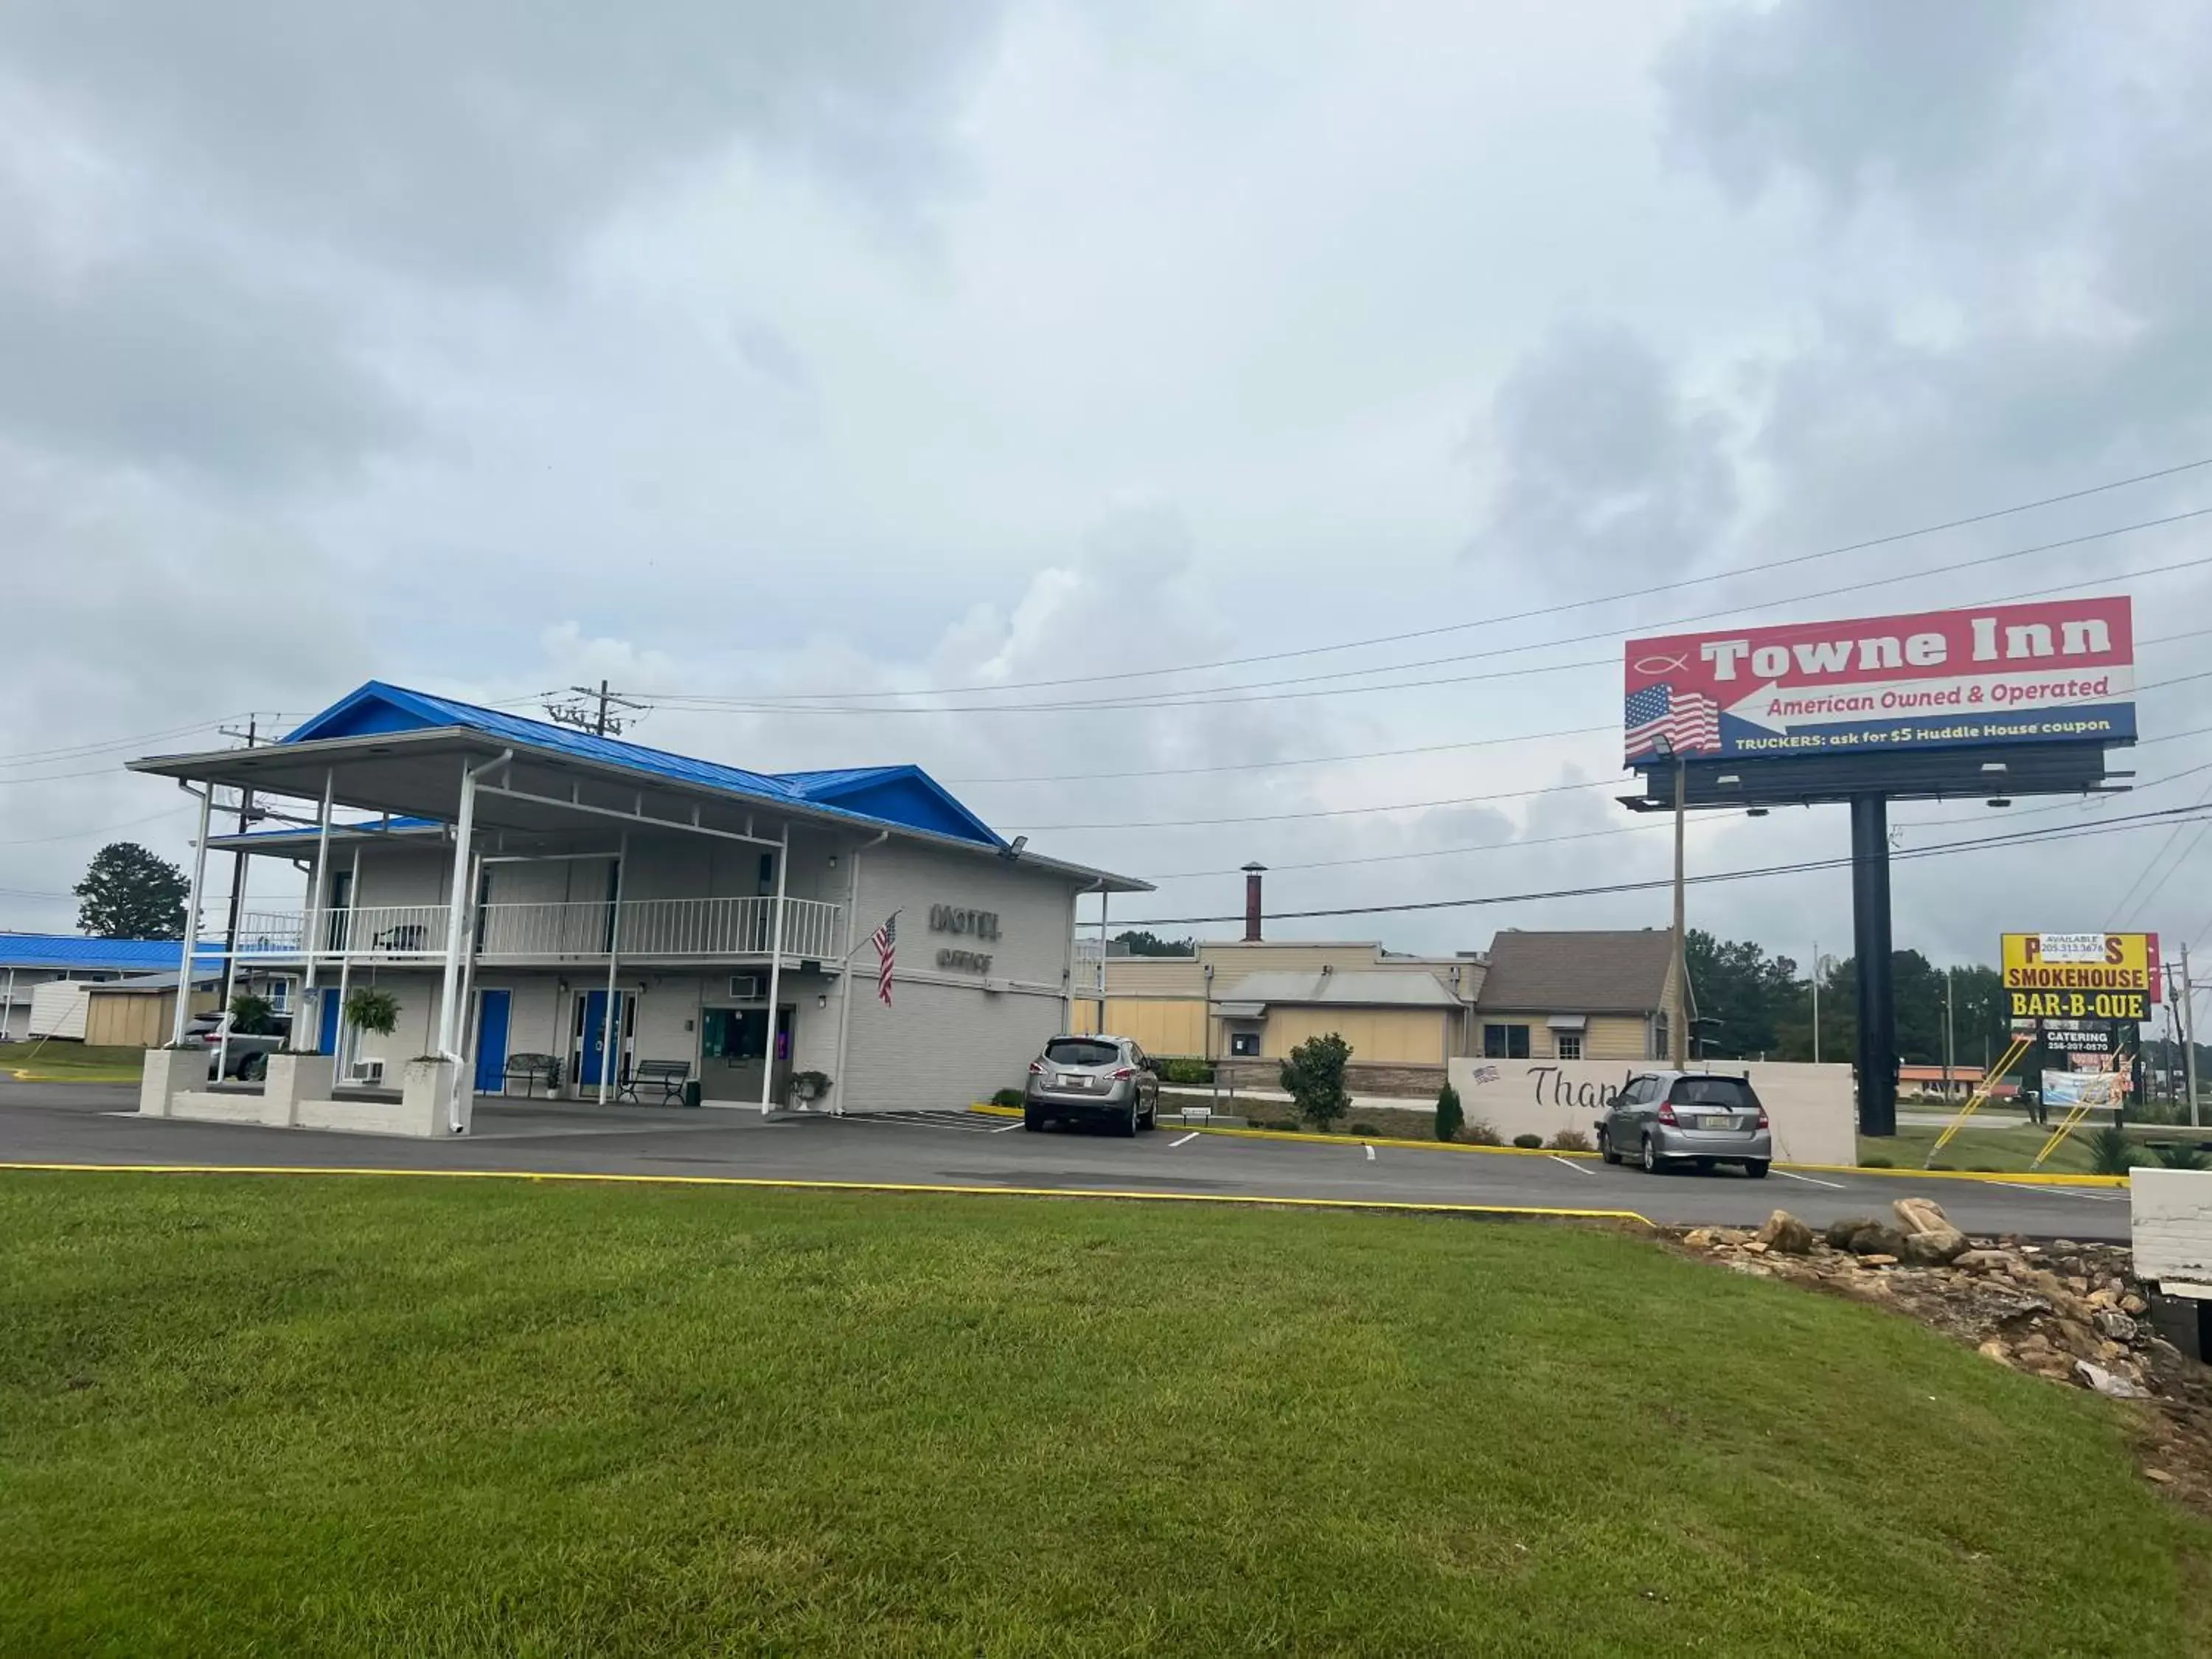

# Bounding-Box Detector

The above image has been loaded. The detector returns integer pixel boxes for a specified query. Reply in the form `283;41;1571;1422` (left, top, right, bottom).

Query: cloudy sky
4;0;2211;976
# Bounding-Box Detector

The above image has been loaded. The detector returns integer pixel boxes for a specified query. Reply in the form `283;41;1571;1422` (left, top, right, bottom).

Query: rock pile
1678;1200;2188;1401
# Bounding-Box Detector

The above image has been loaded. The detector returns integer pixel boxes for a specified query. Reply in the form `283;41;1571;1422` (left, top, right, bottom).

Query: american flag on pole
1625;683;1721;760
870;913;897;1006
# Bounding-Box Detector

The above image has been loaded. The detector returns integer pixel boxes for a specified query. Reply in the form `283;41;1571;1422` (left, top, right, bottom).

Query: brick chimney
1241;862;1267;942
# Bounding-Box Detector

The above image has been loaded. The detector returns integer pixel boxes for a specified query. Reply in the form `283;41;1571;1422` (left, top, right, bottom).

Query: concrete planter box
138;1046;204;1117
261;1054;336;1128
400;1058;467;1136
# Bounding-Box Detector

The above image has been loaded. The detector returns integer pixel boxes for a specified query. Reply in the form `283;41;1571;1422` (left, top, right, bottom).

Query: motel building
128;683;1148;1135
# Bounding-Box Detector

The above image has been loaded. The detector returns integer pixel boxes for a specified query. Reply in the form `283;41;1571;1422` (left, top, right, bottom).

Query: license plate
1057;1074;1087;1090
1698;1114;1736;1130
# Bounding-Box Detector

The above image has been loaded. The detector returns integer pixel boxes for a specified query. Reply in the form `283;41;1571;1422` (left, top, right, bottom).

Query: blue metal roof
0;933;224;973
282;682;1006;847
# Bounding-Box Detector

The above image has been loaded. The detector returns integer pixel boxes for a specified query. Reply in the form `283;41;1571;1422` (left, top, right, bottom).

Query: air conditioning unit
349;1059;385;1085
729;973;766;999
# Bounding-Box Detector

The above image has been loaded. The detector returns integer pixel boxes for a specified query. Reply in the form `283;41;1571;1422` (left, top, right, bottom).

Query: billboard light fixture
1986;797;2013;808
1981;761;2008;773
1747;807;1770;818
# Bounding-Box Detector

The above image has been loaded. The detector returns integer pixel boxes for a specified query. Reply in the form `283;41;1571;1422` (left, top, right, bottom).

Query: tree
1280;1032;1352;1131
74;841;190;939
1113;930;1195;957
229;992;276;1035
1684;930;1802;1057
1434;1080;1464;1144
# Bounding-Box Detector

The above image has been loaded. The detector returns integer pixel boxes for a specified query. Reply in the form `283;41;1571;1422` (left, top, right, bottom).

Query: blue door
316;990;341;1056
473;990;512;1093
580;989;626;1088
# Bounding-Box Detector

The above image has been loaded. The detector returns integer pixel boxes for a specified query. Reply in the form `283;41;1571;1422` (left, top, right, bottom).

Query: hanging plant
344;987;400;1037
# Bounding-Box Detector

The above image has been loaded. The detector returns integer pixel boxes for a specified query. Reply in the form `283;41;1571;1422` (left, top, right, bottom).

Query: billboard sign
1623;596;2133;765
2042;1071;2121;1109
2001;931;2160;1023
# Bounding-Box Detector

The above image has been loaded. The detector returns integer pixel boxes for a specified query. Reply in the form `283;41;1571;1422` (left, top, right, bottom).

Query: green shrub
1434;1082;1464;1144
1547;1129;1593;1153
1160;1058;1214;1086
1464;1121;1502;1146
228;992;276;1035
2087;1126;2136;1175
990;1087;1024;1109
1349;1121;1380;1137
1279;1033;1352;1132
1860;1155;1893;1169
1511;1133;1543;1150
2153;1142;2209;1169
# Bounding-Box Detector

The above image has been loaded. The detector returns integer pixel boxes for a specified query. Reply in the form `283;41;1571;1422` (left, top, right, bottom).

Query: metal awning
1214;1001;1267;1019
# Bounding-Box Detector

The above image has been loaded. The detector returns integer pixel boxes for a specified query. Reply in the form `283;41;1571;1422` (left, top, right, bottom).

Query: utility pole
1942;967;1955;1102
2183;943;2202;1130
1810;942;1820;1065
216;715;260;970
543;680;644;737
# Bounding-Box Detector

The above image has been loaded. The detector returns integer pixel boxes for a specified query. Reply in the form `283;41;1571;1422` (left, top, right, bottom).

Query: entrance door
316;989;341;1056
577;989;629;1090
473;989;512;1093
698;1004;795;1104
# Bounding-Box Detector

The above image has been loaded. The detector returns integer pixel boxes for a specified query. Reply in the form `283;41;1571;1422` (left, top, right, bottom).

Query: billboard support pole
1850;794;1898;1138
2183;942;2201;1130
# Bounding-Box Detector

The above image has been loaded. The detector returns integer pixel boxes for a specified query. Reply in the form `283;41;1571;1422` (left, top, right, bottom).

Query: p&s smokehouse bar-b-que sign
2001;932;2160;1023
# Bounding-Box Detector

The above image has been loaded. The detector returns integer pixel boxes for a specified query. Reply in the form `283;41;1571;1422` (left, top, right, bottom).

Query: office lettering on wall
929;904;1001;974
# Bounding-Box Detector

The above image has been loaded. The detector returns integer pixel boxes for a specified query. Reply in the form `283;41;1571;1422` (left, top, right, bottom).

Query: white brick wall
2132;1169;2212;1285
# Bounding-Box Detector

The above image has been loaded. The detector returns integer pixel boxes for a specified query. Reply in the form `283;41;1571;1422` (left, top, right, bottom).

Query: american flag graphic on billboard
1624;683;1721;760
871;913;897;1006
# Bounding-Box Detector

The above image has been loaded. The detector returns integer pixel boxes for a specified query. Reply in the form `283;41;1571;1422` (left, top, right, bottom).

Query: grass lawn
1860;1121;2211;1175
0;1040;149;1083
1;1175;2203;1656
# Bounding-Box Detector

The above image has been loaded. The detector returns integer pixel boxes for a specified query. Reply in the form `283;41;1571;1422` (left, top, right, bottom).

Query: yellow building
1071;928;1688;1072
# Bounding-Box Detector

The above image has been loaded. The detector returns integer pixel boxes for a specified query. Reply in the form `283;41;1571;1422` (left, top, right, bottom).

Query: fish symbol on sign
1632;653;1691;675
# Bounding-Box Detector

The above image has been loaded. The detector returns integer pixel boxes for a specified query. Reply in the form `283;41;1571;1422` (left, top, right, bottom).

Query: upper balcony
233;895;844;968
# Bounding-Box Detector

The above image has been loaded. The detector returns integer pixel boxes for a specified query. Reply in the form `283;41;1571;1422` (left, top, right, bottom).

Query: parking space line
1988;1179;2126;1202
1548;1155;1592;1176
1170;1131;1200;1148
1771;1168;1847;1190
989;1119;1024;1133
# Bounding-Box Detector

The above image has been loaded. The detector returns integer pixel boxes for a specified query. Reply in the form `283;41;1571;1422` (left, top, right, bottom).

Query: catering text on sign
2001;932;2159;1023
1623;597;2133;764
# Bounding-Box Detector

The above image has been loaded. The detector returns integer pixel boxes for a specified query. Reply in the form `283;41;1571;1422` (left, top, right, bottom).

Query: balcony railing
230;897;844;965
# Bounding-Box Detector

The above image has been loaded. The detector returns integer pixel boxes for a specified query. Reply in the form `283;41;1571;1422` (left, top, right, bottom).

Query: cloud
1465;322;1741;589
0;1;1009;284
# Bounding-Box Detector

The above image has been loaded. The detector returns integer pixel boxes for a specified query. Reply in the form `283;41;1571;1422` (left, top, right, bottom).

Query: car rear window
1672;1077;1756;1108
1044;1039;1120;1066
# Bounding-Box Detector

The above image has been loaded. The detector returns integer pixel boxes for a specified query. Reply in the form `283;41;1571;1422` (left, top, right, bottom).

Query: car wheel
1641;1135;1663;1174
1745;1160;1770;1179
1024;1110;1046;1132
238;1053;267;1082
1141;1099;1157;1131
1118;1102;1139;1138
1599;1129;1619;1166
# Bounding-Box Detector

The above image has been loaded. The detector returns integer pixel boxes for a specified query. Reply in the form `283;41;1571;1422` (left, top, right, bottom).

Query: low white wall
2132;1168;2212;1286
1446;1058;1858;1166
165;1091;272;1125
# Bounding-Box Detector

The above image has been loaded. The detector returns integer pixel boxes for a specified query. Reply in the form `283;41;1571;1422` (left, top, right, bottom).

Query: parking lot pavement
0;1081;2129;1240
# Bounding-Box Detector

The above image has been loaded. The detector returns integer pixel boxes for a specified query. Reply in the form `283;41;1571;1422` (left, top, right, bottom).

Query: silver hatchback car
1598;1070;1772;1178
1023;1034;1159;1135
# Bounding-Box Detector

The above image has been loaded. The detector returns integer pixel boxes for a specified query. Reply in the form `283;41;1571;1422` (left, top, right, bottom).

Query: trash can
683;1079;702;1110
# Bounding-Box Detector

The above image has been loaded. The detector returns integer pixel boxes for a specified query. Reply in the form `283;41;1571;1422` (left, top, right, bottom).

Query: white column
1096;889;1110;1032
296;771;335;1051
215;846;249;1080
170;787;213;1046
331;843;362;1074
597;835;627;1105
456;847;485;1100
1;967;15;1042
434;764;481;1061
758;823;790;1115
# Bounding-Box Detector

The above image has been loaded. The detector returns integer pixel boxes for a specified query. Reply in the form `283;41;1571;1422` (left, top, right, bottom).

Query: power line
639;527;2212;715
0;714;246;770
643;453;2212;704
0;804;192;848
1117;804;2212;928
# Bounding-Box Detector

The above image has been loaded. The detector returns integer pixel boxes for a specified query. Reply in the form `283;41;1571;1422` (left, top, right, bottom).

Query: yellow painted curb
970;1106;2135;1186
0;1161;1657;1228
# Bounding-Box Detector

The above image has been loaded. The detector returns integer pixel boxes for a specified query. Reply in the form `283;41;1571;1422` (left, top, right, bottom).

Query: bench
374;923;429;953
502;1052;561;1097
621;1059;692;1107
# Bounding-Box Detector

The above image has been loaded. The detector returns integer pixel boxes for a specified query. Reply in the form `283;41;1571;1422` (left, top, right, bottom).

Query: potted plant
344;987;400;1037
788;1069;832;1107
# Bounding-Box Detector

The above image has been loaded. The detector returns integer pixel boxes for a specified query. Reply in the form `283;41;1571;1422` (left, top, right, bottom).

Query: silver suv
1598;1071;1771;1178
1023;1034;1158;1136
